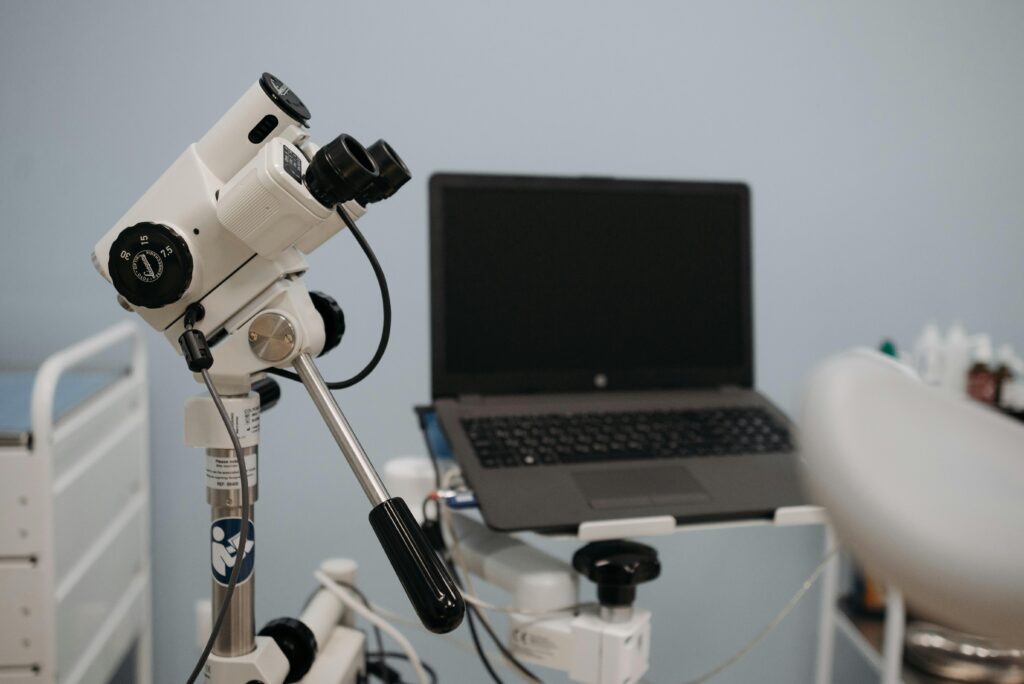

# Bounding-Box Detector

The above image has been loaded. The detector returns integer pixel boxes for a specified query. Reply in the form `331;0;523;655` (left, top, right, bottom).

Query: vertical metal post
881;588;905;684
207;445;259;657
814;525;839;684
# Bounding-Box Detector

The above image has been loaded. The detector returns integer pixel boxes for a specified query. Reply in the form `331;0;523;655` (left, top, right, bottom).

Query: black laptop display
431;175;753;397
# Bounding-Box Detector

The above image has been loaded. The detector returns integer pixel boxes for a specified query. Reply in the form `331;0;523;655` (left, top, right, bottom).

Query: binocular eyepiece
304;135;411;208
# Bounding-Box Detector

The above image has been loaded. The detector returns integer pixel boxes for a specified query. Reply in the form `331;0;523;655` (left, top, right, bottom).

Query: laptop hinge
719;385;744;393
457;394;486;404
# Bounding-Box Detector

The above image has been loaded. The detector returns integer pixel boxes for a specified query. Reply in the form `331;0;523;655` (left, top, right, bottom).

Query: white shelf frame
1;322;152;683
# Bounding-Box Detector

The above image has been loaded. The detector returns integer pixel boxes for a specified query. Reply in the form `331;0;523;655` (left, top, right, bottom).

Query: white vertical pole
135;327;153;684
136;607;153;684
814;525;839;684
881;588;905;684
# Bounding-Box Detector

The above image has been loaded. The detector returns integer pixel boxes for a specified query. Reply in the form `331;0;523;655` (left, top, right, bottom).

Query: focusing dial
108;222;193;308
573;540;661;608
309;291;345;356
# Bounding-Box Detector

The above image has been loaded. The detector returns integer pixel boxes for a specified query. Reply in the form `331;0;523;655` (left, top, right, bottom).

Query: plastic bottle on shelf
912;323;944;386
940;323;972;394
966;335;997;404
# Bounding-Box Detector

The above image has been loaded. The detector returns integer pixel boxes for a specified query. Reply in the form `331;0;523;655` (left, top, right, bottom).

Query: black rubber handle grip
368;497;465;633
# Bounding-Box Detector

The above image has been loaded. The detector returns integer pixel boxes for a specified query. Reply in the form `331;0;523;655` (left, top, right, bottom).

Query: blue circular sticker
210;518;255;586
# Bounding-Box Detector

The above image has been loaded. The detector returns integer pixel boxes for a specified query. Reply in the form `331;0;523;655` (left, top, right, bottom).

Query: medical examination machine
92;73;464;683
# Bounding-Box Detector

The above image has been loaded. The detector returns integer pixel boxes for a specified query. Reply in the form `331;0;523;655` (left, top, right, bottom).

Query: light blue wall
2;2;1022;682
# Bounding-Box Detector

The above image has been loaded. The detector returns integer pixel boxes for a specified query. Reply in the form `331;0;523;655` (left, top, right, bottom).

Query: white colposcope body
90;74;388;389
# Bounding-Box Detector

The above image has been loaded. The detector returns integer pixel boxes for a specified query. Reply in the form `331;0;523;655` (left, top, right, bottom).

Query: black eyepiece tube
368;497;465;633
356;140;411;205
305;134;379;208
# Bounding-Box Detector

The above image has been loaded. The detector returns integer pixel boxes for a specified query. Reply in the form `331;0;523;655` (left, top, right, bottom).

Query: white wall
1;2;1022;682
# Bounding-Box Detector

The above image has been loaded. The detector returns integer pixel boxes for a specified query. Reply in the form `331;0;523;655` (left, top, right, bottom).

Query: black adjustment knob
108;222;193;309
356;139;411;205
251;377;281;412
309;291;345;356
258;617;317;683
572;540;661;608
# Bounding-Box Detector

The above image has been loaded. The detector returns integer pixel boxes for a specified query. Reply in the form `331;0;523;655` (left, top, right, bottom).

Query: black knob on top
369;497;465;633
259;73;311;124
108;222;193;309
356;140;411;205
309;291;345;356
572;540;661;608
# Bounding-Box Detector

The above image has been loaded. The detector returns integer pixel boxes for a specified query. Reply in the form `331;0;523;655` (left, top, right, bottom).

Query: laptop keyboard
461;407;794;468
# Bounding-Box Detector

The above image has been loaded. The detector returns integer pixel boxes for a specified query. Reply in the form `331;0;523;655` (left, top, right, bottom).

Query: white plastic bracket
204;635;288;684
773;505;828;527
577;516;676;541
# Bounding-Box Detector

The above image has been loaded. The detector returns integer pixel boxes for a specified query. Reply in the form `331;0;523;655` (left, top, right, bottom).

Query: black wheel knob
108;222;193;308
258;617;317;683
309;291;345;356
572;540;661;608
251;376;281;412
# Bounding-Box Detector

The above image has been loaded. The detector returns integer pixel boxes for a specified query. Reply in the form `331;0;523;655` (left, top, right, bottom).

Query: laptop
429;173;805;534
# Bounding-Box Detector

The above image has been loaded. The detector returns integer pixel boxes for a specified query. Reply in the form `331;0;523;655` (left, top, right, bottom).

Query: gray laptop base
434;389;805;534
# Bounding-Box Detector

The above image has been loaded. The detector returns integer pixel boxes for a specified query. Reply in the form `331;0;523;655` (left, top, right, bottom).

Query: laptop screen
430;174;753;397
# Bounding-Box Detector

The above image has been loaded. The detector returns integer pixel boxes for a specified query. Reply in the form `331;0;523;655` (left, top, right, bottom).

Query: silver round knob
248;312;297;363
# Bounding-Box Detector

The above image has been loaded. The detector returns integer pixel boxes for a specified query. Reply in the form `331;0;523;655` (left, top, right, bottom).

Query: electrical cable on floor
267;205;390;389
680;545;840;684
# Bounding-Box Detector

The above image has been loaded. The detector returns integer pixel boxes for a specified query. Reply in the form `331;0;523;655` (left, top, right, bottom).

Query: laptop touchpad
573;466;711;510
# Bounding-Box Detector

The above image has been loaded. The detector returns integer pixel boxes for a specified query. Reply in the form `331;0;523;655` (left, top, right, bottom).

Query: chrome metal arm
293;352;390;505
